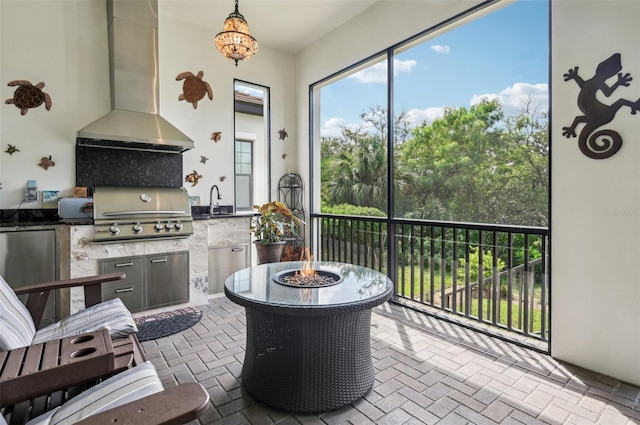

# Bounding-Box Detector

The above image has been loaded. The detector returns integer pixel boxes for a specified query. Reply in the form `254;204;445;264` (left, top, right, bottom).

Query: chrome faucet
209;185;222;214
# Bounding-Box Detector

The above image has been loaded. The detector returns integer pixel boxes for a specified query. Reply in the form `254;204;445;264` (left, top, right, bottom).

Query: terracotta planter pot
254;241;286;264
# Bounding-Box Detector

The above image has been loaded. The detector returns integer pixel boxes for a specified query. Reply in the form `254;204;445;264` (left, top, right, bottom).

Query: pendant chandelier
214;0;259;67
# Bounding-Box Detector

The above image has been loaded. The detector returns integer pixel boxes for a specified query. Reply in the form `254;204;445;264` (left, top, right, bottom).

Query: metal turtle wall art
185;170;203;187
5;144;19;155
176;71;213;109
278;128;288;141
5;80;52;115
38;155;55;170
211;131;222;142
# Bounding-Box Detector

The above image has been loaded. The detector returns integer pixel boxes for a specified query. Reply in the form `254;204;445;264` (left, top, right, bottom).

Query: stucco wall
0;0;295;209
551;0;640;385
0;0;109;207
158;6;295;205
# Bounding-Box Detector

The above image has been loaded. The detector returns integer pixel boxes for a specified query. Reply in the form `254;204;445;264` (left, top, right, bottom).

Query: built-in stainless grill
93;186;193;242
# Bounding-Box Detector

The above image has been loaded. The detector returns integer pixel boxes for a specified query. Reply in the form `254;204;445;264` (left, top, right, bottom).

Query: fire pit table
224;261;393;412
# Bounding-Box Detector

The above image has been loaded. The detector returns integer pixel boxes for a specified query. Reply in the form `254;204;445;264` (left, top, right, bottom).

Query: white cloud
348;59;417;84
321;115;380;138
431;45;451;54
321;117;349;138
405;107;446;127
470;82;549;117
321;82;549;138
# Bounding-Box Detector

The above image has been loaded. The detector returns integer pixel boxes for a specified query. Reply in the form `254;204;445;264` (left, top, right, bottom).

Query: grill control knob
154;222;164;232
109;223;120;235
165;222;175;230
132;223;143;233
175;222;184;230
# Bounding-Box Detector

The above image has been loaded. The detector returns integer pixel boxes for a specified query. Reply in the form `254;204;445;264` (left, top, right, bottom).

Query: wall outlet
25;188;38;202
25;180;38;202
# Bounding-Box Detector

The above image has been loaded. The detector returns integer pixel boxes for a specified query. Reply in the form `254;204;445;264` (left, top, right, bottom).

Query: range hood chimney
77;0;195;154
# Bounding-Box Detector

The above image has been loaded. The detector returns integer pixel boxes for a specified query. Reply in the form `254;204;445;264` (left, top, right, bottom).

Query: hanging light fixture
214;0;259;67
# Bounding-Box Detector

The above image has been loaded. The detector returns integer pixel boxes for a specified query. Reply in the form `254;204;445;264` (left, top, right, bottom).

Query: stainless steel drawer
101;280;145;311
100;257;145;311
100;257;144;279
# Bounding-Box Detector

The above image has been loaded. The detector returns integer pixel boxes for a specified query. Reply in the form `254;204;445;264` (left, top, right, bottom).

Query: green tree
321;99;548;227
321;106;412;212
399;99;505;221
325;128;388;210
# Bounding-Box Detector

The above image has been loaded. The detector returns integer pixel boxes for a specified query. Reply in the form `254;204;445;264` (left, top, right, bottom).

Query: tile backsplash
76;146;182;189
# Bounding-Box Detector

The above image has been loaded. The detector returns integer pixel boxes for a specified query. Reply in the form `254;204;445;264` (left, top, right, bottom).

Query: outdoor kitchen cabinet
147;252;189;308
0;226;58;326
99;251;189;311
100;257;145;312
208;244;249;294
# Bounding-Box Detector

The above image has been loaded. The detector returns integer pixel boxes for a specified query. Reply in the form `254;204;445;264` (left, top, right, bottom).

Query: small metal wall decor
278;128;288;141
563;53;640;159
5;144;19;155
200;155;209;164
5;80;52;115
176;71;213;109
38;155;55;170
185;170;203;186
211;132;221;142
219;175;227;182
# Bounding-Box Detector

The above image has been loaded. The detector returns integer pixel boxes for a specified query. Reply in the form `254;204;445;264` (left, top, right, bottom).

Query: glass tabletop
224;261;392;307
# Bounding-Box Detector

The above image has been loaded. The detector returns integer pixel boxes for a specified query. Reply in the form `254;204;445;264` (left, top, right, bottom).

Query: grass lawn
395;264;547;335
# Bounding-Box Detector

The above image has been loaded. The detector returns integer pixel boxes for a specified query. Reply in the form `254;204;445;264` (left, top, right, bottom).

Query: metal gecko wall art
563;53;640;159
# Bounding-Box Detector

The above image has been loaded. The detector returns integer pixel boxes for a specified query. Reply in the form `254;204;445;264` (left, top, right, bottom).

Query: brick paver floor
140;297;640;424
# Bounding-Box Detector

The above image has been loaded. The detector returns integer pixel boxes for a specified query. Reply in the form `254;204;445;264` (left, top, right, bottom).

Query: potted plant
250;201;304;264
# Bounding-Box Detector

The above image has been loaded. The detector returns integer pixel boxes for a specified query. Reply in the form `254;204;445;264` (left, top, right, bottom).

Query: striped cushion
26;361;164;425
0;275;36;350
32;298;137;345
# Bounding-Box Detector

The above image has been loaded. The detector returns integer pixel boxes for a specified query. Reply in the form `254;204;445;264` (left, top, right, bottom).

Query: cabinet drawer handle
114;287;134;293
231;248;244;252
115;262;134;268
150;258;168;263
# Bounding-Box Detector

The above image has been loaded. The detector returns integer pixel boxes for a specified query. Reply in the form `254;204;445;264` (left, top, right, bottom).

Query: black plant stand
278;173;305;259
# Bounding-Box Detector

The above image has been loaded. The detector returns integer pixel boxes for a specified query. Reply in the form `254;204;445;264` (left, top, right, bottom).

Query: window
234;80;269;212
235;140;253;210
313;0;549;227
317;55;389;217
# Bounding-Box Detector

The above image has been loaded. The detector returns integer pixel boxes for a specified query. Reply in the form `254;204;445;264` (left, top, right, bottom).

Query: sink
193;214;212;220
191;205;234;218
211;205;234;216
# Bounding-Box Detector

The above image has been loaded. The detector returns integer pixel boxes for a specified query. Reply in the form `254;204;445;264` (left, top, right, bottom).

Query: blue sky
320;0;549;138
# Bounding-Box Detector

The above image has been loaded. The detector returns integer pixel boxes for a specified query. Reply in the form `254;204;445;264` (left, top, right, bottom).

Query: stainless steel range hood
77;0;195;154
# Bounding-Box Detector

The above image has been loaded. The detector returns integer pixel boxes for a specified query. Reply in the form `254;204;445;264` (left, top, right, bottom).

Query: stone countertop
0;207;254;227
0;208;62;228
192;213;255;220
191;205;256;220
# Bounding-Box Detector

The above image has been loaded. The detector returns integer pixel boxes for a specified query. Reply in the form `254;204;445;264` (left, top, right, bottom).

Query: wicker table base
242;308;375;412
225;262;393;413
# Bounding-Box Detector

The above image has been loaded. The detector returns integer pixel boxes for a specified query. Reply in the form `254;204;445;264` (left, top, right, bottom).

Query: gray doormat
134;307;202;342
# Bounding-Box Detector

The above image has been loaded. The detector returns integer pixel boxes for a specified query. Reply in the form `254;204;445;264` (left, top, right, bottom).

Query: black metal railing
312;214;549;348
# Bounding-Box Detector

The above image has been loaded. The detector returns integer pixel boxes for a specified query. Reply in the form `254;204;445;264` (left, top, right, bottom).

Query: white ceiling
161;0;378;54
